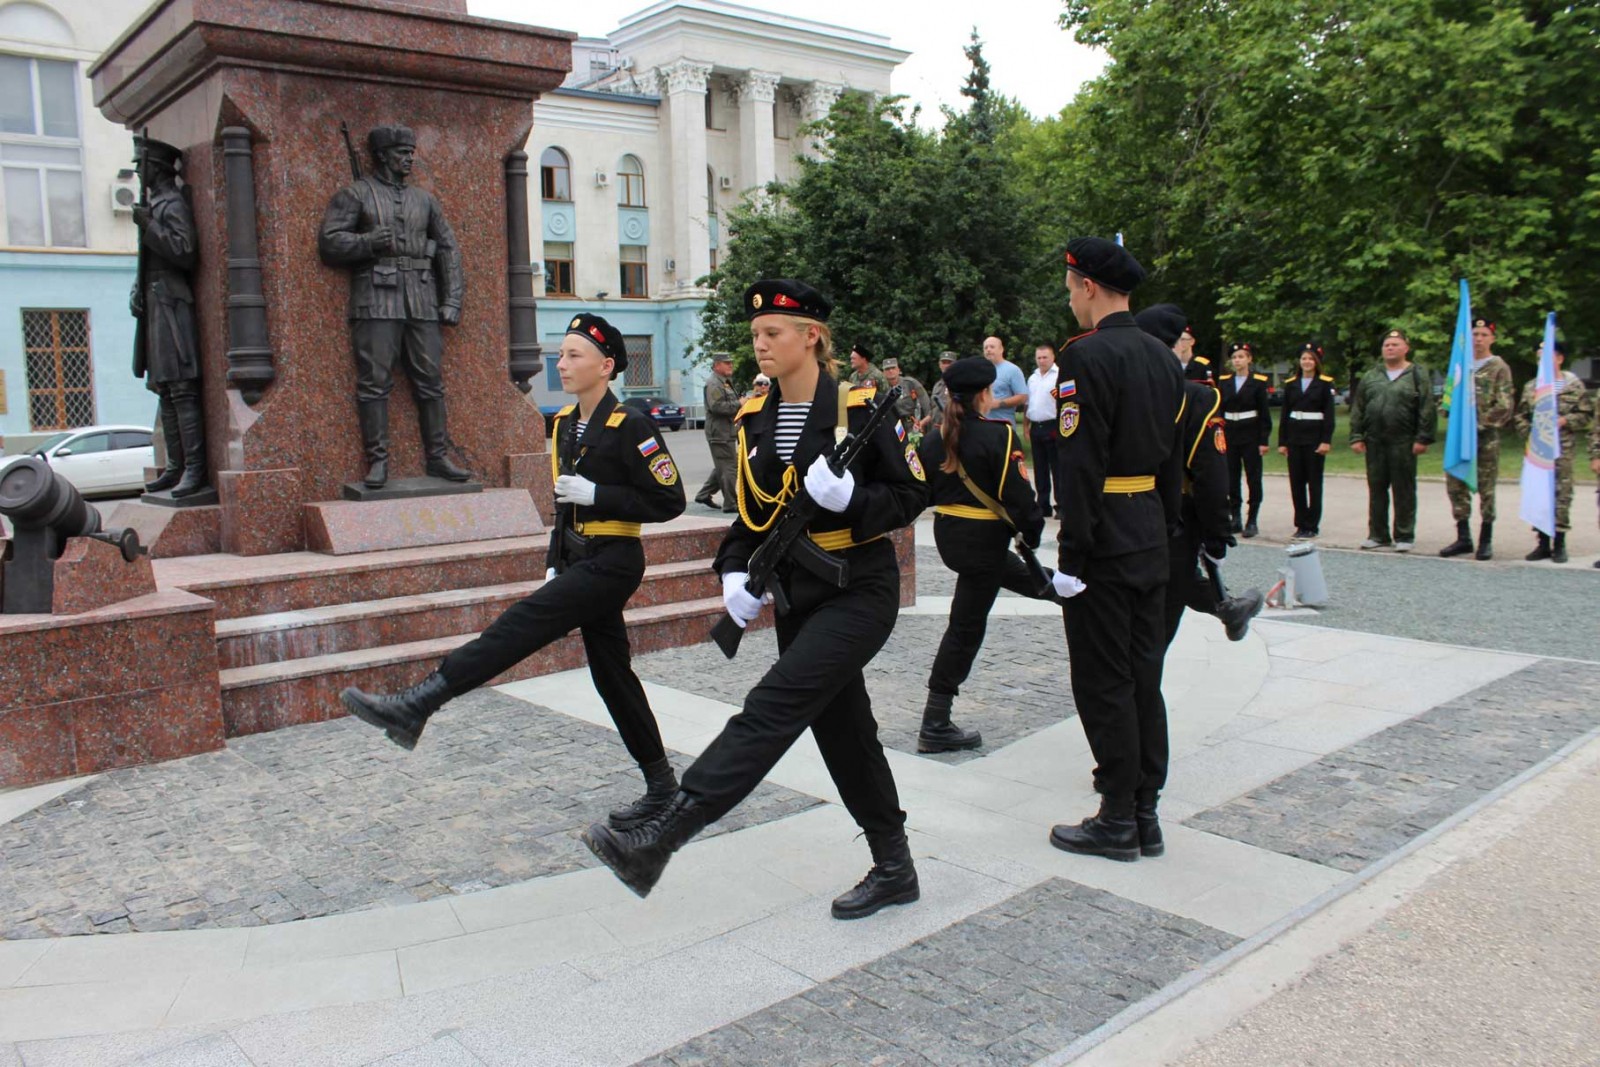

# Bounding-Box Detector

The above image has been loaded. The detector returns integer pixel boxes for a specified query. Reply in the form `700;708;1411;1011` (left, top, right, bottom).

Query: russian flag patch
637;437;660;457
894;422;906;442
1058;379;1077;398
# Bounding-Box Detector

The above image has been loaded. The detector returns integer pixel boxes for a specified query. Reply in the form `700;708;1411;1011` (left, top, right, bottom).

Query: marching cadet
915;356;1053;754
1049;238;1185;864
1515;341;1591;563
339;314;687;830
1136;304;1263;654
582;280;928;920
1277;343;1338;538
1439;318;1515;560
1217;343;1273;537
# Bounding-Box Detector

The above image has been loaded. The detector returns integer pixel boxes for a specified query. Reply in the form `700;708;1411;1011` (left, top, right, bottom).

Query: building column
799;80;843;158
658;59;713;292
736;69;781;192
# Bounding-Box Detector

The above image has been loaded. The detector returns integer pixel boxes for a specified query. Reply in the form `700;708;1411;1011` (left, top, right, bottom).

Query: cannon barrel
0;456;102;536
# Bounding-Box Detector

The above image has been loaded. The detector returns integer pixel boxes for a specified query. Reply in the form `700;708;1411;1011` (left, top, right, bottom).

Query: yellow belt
935;504;1002;521
574;520;642;538
807;529;883;552
1103;475;1156;494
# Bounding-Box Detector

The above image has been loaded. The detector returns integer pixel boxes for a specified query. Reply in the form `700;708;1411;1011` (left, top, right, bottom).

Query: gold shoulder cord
547;414;564;483
736;420;798;532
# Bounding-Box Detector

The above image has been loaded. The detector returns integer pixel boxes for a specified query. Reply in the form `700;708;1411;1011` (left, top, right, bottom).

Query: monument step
214;560;720;669
217;596;740;738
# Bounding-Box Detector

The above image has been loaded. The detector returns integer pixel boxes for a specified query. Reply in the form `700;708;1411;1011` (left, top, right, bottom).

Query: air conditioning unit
594;170;611;188
529;260;545;276
110;172;138;215
664;257;677;272
718;175;734;191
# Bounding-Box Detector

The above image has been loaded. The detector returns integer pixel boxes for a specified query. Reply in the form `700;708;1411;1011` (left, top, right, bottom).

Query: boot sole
916;736;983;753
338;689;419;751
831;885;920;920
1048;834;1140;862
580;824;659;899
1140;842;1165;858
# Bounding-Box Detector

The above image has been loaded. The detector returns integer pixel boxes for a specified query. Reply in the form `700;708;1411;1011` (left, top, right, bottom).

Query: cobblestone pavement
632;611;1074;766
913;546;1035;599
635;878;1238;1067
1185;659;1600;871
0;690;817;939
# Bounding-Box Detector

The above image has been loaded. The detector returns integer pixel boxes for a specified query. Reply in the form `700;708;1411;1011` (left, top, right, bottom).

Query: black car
622;396;686;431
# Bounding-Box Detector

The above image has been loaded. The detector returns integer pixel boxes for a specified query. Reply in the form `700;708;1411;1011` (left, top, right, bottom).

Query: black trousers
1029;424;1058;514
681;543;905;838
436;538;666;766
1063;551;1169;798
1226;443;1264;516
352;318;445;403
1162;531;1220;647
1285;445;1326;531
929;516;1040;697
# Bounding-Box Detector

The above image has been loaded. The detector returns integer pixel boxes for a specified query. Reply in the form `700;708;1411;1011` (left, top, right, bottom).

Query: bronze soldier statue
130;136;207;498
318;124;470;488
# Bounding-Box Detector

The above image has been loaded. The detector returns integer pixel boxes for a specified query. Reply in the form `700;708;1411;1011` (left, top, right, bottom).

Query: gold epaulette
1319;374;1335;382
606;410;626;427
736;394;767;421
847;387;876;407
556;404;575;417
1253;373;1269;382
1194;356;1211;366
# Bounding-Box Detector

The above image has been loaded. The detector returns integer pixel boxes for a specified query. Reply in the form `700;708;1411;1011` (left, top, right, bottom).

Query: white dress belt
1288;411;1325;421
1223;411;1258;420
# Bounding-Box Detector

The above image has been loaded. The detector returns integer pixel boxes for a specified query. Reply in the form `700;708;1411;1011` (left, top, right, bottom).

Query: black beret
1064;236;1147;294
566;313;629;376
941;355;996;396
1299;343;1323;355
744;279;832;323
1471;317;1495;332
1134;303;1189;348
851;342;871;360
1552;340;1566;356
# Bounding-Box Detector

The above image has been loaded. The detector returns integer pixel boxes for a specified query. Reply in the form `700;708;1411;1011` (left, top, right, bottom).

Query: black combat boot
917;691;982;753
144;394;184;493
607;756;679;830
1552;532;1568;564
339;671;452;750
582;792;707;898
1215;587;1265;642
1242;505;1260;539
1525;532;1551;561
1474;521;1493;561
1134;790;1163;858
169;391;209;498
1229;508;1243;535
357;399;389;488
831;830;920;920
1049;794;1139;862
1438;519;1473;557
418;398;471;481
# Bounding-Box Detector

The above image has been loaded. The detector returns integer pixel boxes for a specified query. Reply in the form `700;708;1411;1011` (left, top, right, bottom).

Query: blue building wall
533;297;704;414
0;251;149;446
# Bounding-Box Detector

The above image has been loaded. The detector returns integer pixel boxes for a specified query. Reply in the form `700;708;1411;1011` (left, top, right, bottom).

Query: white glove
722;571;766;629
554;474;596;506
1051;571;1087;600
545;567;557;581
803;457;855;513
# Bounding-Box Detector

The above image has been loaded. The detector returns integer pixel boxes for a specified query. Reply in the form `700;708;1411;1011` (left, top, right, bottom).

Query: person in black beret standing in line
582;279;929;920
915;356;1054;753
338;313;688;829
1048;238;1185;863
1217;343;1272;537
1277;343;1337;538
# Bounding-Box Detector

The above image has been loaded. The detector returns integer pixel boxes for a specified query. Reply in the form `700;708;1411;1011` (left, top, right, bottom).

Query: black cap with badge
566;313;628;377
744;279;832;323
1064;236;1147;294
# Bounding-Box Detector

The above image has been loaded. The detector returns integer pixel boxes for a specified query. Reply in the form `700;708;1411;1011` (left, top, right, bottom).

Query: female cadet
1277;343;1337;538
914;356;1049;753
581;279;928;920
339;314;688;830
1217;343;1272;537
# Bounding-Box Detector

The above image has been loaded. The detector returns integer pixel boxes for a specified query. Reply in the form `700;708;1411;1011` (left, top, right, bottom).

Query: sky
465;0;1107;122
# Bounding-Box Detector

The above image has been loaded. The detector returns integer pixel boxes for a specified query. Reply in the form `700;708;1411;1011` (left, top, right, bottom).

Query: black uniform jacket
1217;371;1272;448
1054;311;1185;579
1178;380;1230;545
917;414;1044;547
1277;374;1337;448
547;390;687;568
714;379;927;578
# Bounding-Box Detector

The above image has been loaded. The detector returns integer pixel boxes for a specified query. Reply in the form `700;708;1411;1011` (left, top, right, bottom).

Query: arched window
617;154;645;207
539;146;570;201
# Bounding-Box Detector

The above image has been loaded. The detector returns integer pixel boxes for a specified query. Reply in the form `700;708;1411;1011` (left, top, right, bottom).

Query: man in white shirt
1026;342;1061;517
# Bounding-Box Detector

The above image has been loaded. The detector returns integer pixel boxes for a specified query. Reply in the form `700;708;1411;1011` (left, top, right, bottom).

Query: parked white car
0;425;155;498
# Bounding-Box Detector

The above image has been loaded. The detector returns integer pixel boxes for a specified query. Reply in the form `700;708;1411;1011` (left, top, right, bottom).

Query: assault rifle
710;385;902;659
339;121;362;181
130;127;150;379
551;415;581;575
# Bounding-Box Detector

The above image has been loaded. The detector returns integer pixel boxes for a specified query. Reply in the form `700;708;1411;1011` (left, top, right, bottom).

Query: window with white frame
1;54;87;248
617;154;645;208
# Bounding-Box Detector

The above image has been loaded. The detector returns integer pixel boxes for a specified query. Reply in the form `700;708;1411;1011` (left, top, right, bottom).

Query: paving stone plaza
2;512;1597;1066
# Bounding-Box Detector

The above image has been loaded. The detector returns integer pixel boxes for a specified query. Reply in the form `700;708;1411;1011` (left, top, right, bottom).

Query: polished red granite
304;488;544;554
218;468;305;557
101;500;224;558
49;536;158;616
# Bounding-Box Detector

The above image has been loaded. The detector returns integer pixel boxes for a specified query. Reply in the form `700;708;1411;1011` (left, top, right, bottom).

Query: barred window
623;335;654;388
22;309;95;430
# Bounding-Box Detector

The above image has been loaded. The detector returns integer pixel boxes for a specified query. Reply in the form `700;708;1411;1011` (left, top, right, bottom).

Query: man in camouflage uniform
1349;329;1437;551
1438;318;1515;560
881;358;929;435
1514;341;1592;563
695;353;741;513
924;351;957;432
847;343;889;395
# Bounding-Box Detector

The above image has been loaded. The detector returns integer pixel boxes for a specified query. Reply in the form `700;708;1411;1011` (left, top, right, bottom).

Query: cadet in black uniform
1217;343;1272;537
338;314;688;829
1048;238;1185;864
915;356;1050;753
1277;343;1337;538
1136;305;1263;657
582;280;928;920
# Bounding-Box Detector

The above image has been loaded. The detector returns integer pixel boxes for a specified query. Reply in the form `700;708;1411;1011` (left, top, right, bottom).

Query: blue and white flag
1518;313;1561;537
1441;279;1477;490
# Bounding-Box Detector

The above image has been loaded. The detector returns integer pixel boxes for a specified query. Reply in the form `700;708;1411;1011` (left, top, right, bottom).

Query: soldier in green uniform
1514;341;1592;563
694;353;742;513
1438;318;1515;560
848;343;889;396
882;358;930;436
925;351;957;432
1349;329;1437;551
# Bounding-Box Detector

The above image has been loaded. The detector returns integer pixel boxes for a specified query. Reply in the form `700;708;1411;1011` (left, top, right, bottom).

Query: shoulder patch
1194;356;1210;366
1253;373;1269;382
648;453;679;486
606;411;627;428
847;387;876;407
1059;401;1080;438
1319;374;1335;382
556;404;575;417
736;395;767;421
904;444;925;481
